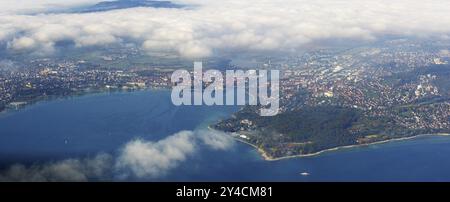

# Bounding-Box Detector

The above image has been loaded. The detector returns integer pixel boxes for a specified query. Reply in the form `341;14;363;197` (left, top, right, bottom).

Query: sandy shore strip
230;133;450;161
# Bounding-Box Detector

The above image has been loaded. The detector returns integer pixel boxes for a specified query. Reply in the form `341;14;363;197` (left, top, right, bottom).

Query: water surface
1;90;450;181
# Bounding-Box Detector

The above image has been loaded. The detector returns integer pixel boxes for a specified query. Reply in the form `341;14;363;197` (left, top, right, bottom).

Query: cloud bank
116;130;234;179
0;129;235;181
0;153;113;182
116;131;196;178
1;0;450;58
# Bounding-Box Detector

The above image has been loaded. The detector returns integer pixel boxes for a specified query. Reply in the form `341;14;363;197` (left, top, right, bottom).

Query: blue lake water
1;90;450;181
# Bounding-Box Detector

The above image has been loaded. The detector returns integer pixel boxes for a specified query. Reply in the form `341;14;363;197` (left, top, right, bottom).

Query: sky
1;0;450;58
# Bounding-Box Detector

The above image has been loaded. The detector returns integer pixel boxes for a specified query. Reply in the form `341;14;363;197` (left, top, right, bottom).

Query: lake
1;90;450;181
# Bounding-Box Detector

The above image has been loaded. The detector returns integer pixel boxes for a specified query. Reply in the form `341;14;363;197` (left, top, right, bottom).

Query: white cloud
8;37;36;50
197;130;235;150
115;129;235;179
0;153;113;182
0;129;235;181
1;0;450;58
115;131;196;178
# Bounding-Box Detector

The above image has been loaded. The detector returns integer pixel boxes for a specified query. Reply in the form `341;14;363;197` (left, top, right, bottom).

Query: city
214;39;450;159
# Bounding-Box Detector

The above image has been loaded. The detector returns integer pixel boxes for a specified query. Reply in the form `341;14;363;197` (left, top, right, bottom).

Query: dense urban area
214;40;450;159
0;58;173;112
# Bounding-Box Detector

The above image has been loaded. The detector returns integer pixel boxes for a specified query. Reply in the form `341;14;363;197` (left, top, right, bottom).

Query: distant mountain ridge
66;0;184;14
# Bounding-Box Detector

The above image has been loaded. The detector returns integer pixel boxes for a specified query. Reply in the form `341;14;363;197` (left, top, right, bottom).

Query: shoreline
4;90;448;162
230;132;450;161
0;87;169;116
